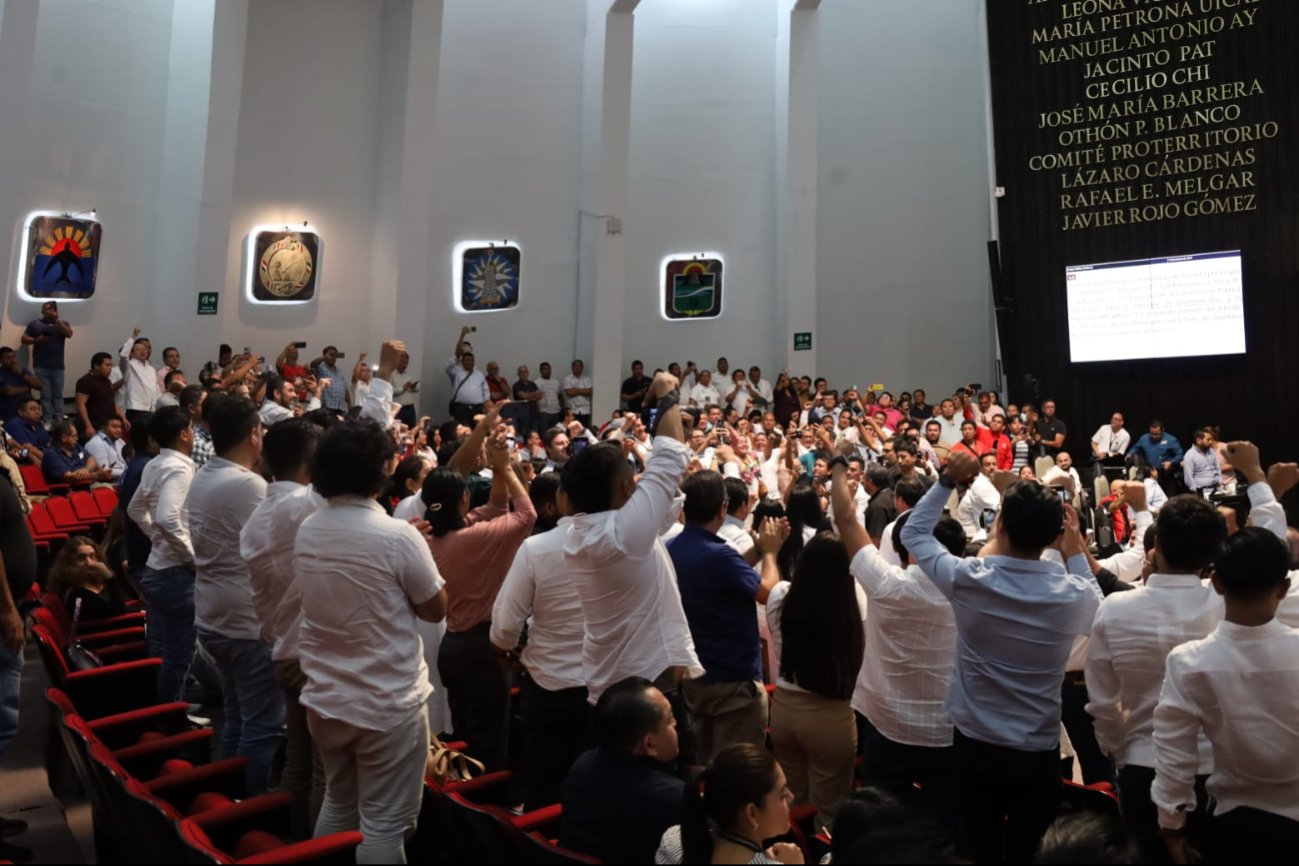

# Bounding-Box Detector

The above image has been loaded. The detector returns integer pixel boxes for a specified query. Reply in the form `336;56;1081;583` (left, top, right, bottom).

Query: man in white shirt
119;327;160;425
296;419;447;865
188;394;279;794
84;417;127;480
830;449;965;825
446;326;489;426
1085;495;1227;856
955;453;1003;539
934;399;963;447
155;346;180;394
1152;520;1299;864
156;370;186;409
260;375;321;426
687;370;720;410
1091;412;1131;467
125;406;196;703
535;362;562;431
561;373;704;759
563;359;593;429
240;418;325;837
717;477;757;561
390;350;419;428
747;366;774;410
492;488;591;810
723;370;757;419
539;427;570;475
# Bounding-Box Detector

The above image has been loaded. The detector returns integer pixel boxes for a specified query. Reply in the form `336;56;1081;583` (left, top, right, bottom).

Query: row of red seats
30;592;363;864
26;486;119;550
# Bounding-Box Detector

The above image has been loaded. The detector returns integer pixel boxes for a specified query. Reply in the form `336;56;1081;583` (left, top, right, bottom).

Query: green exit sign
197;292;219;315
793;331;812;351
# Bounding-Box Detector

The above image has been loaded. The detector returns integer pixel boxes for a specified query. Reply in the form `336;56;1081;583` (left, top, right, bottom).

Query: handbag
66;598;104;671
425;733;484;787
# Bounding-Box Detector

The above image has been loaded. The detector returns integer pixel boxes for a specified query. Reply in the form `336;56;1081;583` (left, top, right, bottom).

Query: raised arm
752;517;788;604
449;402;505;476
1229;441;1296;543
830;441;871;559
901;451;980;598
612;373;689;556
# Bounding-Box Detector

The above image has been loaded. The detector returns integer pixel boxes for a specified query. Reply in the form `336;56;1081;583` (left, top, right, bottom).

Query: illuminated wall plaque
457;243;521;312
662;254;723;320
18;213;102;301
247;227;321;304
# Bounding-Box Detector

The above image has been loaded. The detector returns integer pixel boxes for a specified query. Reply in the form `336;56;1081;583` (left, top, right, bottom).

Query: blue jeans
199;631;285;794
139;566;197;703
0;640;22;758
34;366;64;420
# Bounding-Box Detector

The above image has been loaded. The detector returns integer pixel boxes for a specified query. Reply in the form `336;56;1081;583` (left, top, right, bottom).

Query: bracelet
828;456;849;470
651;392;679;436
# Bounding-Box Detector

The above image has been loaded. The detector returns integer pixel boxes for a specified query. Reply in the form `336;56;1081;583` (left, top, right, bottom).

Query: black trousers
437;623;513;772
654;670;698;771
1061;677;1114;785
125;409;153;430
954;729;1061;864
452;402;484;427
1118;764;1210;865
519;672;591;811
1205;807;1299;864
857;712;958;831
396;405;417;428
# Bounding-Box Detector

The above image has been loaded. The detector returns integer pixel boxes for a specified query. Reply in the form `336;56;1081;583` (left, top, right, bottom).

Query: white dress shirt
296;497;446;731
119;337;160;412
1245;483;1299;628
877;517;901;566
1096;508;1155;583
84;431;126;480
126;448;195;570
189;457;268;640
446;356;489;406
491;519;587;693
534;377;561;416
717;514;754;558
562;435;703;703
390;371;417;408
1153;619;1299;829
1091;424;1131;458
240;481;324;660
688;383;720;408
766;579;868;695
392;492;425;522
750;378;774;406
351;379;371;409
1084;574;1221;771
562;375;593;415
935;416;964;447
955;473;1001;539
850;545;957;747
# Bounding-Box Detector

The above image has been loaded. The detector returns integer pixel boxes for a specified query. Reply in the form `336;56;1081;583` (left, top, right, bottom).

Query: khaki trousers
768;688;856;832
273;658;325;839
681;678;768;765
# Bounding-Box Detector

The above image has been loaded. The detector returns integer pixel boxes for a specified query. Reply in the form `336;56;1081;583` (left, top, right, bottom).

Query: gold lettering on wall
1021;0;1274;230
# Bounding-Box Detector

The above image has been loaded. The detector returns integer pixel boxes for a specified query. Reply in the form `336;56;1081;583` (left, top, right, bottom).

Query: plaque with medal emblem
251;230;320;302
459;244;520;311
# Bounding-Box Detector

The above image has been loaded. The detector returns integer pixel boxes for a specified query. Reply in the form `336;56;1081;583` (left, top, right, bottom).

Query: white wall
1;0;998;416
2;0;176;370
420;0;588;411
623;0;781;380
218;0;386;363
816;0;995;396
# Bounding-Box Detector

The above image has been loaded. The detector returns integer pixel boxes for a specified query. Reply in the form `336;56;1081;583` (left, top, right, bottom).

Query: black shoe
0;816;28;838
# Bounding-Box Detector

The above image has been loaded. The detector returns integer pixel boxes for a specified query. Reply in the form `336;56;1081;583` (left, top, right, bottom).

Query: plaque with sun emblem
663;256;723;320
252;230;319;302
460;245;520;311
24;216;102;299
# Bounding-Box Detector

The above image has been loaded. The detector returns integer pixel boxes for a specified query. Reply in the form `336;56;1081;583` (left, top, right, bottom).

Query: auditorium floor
0;644;93;864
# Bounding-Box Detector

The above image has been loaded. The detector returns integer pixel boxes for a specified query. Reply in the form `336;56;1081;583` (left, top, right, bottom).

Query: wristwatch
829;456;849;471
651;391;680;436
938;474;957;490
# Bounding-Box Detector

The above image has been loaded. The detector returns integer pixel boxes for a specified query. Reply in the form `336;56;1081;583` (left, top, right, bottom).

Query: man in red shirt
485;361;512;405
986;413;1014;471
949;421;983;462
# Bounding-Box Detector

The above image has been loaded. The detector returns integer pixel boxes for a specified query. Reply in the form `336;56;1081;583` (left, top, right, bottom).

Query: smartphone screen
572;438;588;453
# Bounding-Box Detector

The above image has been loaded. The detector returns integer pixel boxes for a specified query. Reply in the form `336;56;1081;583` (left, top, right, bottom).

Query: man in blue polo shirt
0;347;41;421
667;470;785;763
1127;420;1184;497
41;420;111;486
5;399;53;466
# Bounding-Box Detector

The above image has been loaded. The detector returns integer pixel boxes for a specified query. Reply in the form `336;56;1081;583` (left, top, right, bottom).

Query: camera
294;341;307;349
470;326;477;333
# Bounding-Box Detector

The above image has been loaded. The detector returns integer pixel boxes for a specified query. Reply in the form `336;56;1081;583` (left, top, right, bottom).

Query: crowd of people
2;305;1298;865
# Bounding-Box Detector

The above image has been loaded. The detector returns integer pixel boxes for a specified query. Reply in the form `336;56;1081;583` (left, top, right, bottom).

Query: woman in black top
49;536;125;621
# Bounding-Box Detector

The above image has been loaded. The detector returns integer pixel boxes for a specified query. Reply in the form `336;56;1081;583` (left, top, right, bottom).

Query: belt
1065;671;1086;686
